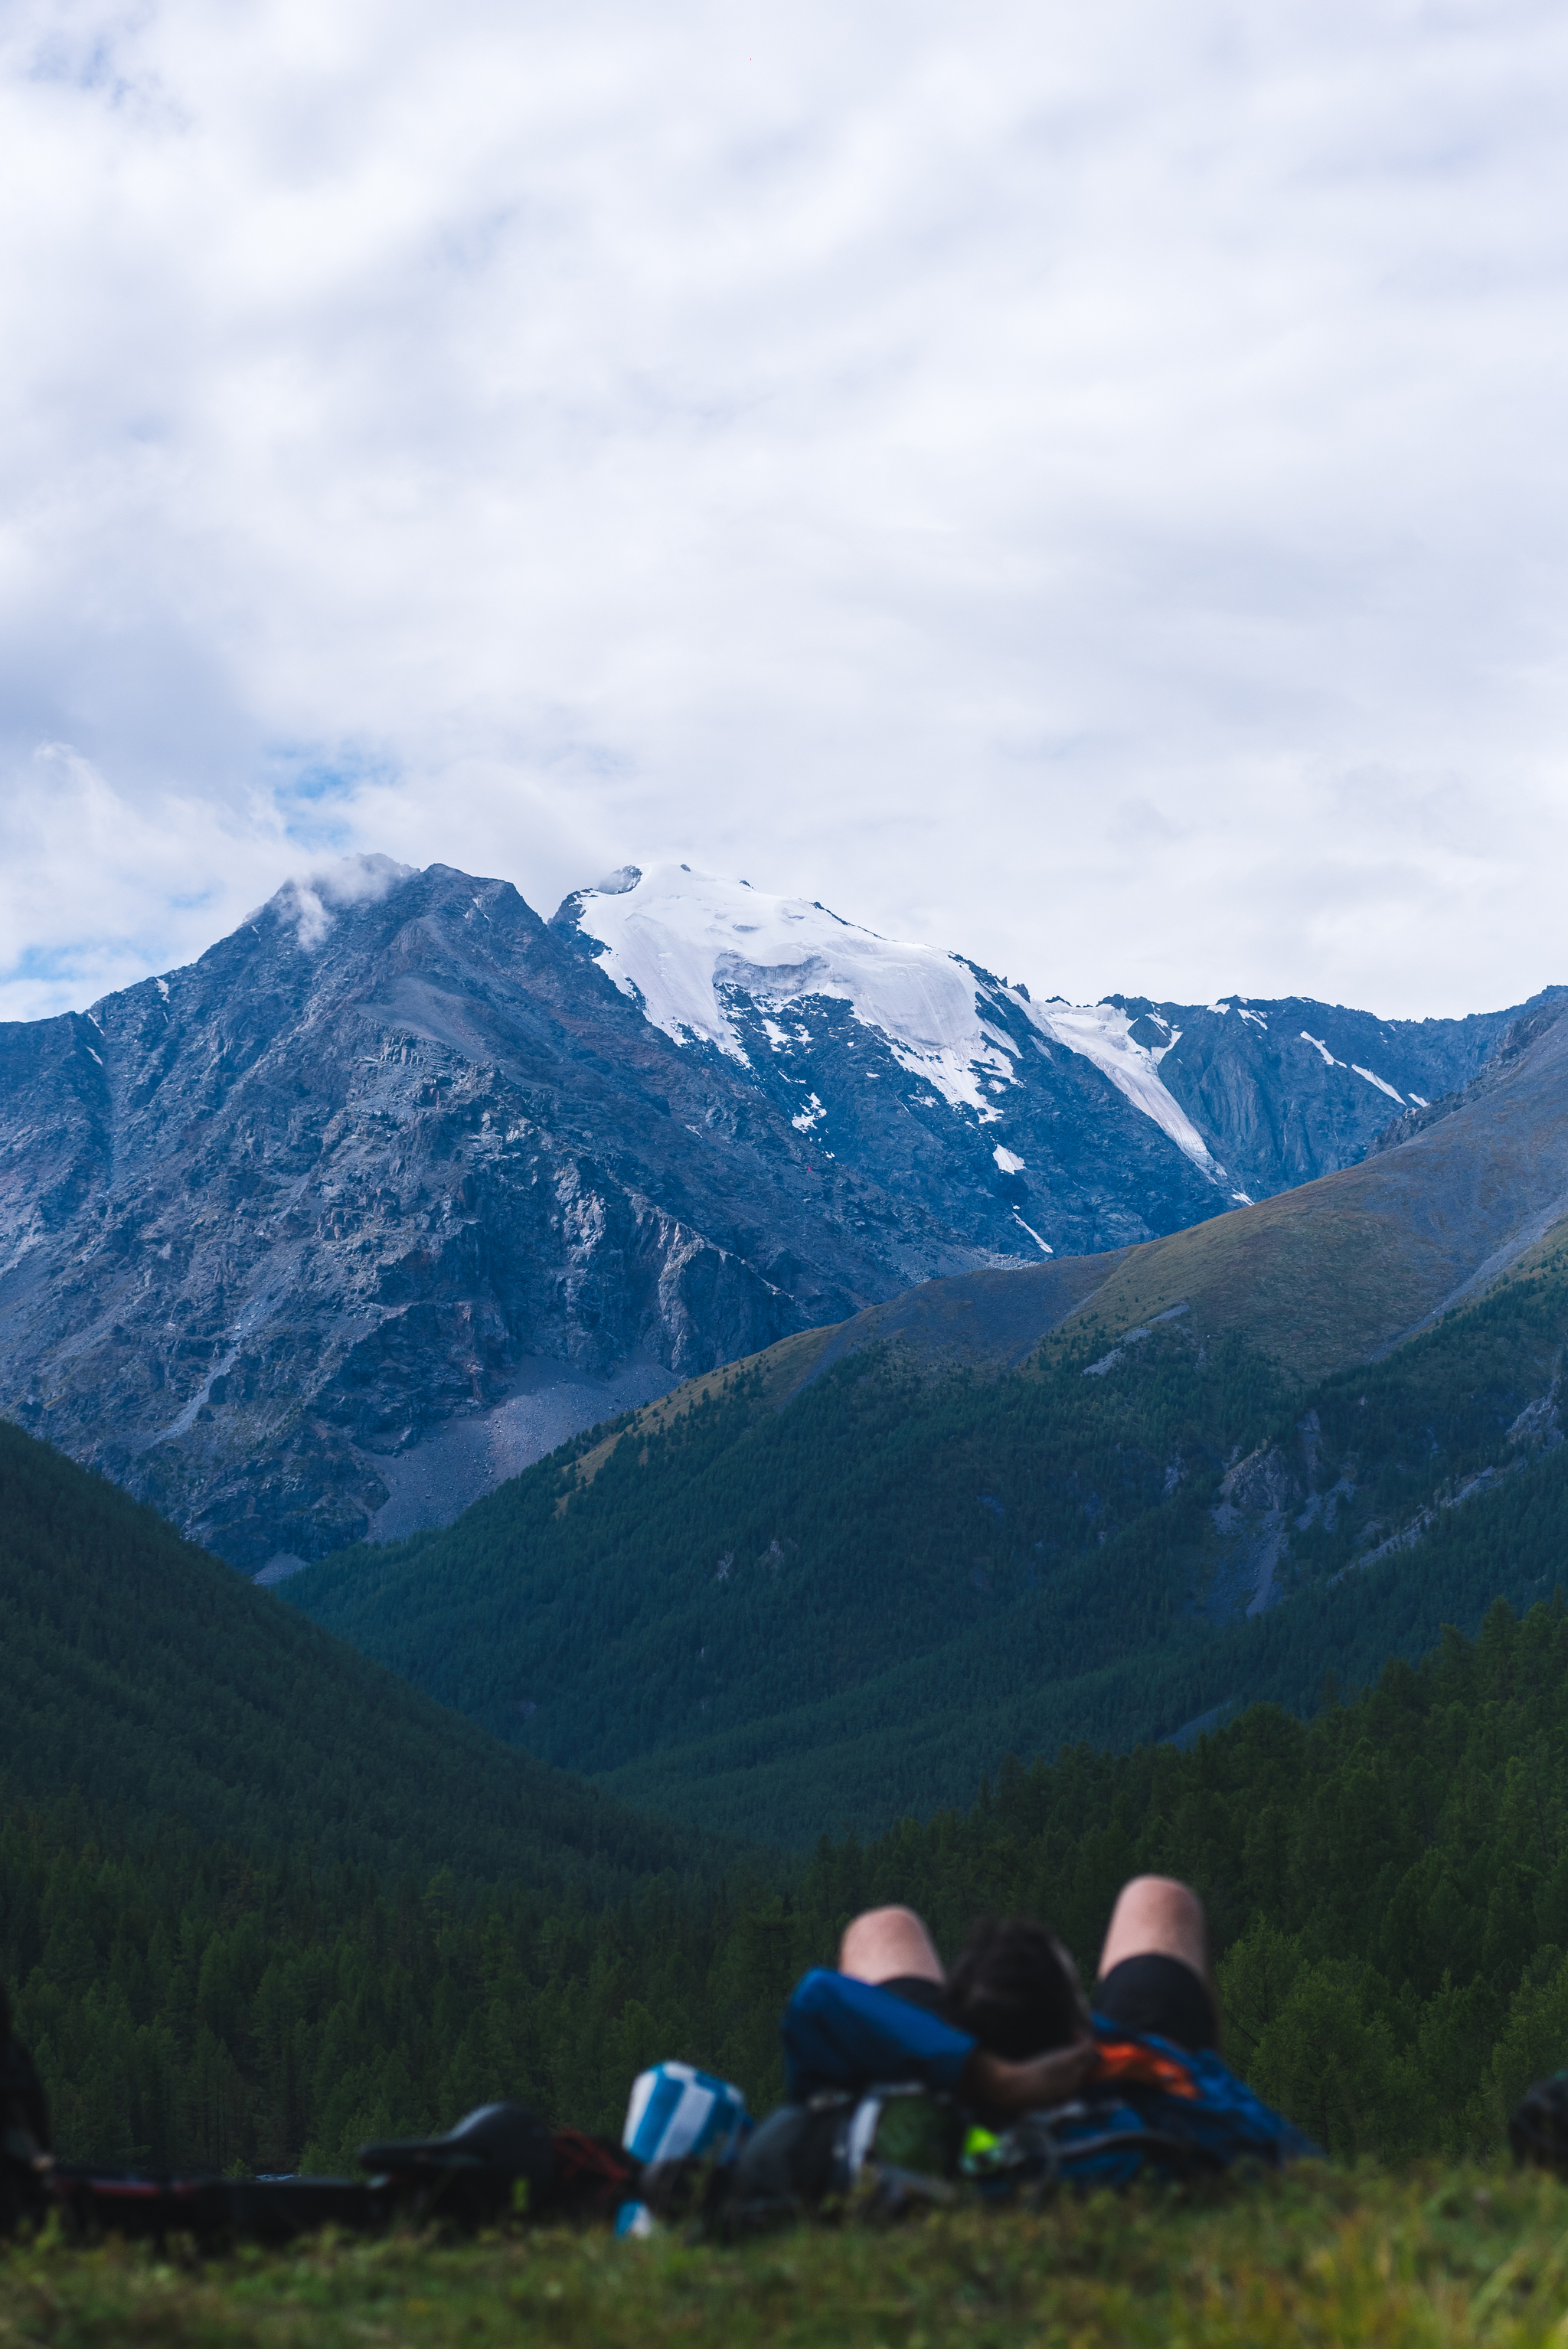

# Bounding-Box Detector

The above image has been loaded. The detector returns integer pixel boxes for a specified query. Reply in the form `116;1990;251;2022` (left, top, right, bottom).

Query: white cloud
2;0;1567;1022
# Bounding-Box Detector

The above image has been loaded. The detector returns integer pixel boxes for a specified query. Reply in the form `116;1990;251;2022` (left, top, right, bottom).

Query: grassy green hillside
0;1419;703;1891
286;1232;1568;1840
8;2170;1568;2349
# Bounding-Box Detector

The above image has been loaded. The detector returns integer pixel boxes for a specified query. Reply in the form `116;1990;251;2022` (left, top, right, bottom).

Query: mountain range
0;852;1551;1568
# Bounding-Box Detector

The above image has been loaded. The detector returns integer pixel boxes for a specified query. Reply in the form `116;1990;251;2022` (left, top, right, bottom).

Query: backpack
730;2030;1314;2221
727;2084;960;2226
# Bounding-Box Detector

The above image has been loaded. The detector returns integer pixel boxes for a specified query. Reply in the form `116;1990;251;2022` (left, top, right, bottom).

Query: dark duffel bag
1510;2072;1568;2172
361;2100;633;2226
45;2170;256;2244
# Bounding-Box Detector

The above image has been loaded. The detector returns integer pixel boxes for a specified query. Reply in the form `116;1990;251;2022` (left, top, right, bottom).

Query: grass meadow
8;2166;1568;2347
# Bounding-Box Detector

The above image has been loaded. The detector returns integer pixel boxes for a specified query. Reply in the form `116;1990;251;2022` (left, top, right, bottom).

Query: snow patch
1230;1190;1253;1205
1236;1007;1269;1030
155;976;169;1001
1023;999;1223;1178
1351;1063;1403;1104
1300;1031;1339;1067
565;864;1016;1115
993;1145;1026;1174
792;1093;825;1134
566;866;1224;1172
1409;1093;1429;1107
1012;1212;1052;1255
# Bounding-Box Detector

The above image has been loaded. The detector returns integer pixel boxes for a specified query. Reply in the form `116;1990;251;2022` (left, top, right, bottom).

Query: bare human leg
838;1905;946;1988
1097;1875;1215;2002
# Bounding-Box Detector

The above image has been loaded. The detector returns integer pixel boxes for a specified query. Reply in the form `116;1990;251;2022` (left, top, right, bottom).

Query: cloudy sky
2;0;1566;1024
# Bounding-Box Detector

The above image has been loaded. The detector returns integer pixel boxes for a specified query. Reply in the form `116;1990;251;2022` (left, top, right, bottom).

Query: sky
2;0;1567;1025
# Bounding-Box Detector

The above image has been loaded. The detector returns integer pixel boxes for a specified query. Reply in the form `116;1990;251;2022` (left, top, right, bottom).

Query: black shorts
1093;1953;1217;2051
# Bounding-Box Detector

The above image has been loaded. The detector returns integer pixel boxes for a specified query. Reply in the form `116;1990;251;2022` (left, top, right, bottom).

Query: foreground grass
6;2168;1568;2347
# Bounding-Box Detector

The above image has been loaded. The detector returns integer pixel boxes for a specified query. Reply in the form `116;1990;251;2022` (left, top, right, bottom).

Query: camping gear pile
10;2053;1568;2248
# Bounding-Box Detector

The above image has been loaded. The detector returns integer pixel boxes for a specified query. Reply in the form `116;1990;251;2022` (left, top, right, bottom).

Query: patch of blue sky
269;740;397;804
265;742;399;850
1;937;150;988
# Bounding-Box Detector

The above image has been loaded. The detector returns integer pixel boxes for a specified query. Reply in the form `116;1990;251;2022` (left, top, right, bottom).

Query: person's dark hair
943;1916;1089;2057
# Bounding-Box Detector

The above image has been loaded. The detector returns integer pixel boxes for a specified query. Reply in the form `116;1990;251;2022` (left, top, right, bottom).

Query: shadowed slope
0;1418;707;1890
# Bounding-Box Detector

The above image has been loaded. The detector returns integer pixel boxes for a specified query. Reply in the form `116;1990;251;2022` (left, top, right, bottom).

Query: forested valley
289;1242;1568;1840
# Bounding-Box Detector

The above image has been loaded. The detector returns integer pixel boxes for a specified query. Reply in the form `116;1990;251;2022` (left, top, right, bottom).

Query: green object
868;2094;957;2179
959;2125;1004;2176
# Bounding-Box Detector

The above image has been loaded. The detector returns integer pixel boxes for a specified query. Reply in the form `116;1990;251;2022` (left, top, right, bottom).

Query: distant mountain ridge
557;864;1534;1222
0;853;1547;1565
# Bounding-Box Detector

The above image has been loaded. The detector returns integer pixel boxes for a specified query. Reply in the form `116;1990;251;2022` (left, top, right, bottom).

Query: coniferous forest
11;1553;1568;2170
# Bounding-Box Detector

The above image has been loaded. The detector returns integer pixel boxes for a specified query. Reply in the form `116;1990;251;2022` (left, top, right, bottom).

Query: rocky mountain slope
0;854;1546;1567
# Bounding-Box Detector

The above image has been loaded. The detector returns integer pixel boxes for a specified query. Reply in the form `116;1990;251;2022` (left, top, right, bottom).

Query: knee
1117;1875;1204;1924
838;1905;942;1984
1101;1876;1208;1974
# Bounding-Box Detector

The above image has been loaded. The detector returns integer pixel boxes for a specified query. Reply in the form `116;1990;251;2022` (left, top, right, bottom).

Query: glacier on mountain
567;864;1218;1171
568;863;1017;1119
1021;999;1221;1177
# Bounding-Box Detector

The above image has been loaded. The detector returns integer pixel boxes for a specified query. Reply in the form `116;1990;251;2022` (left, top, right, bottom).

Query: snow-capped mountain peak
1;853;1536;1567
562;862;1220;1170
562;862;1016;1117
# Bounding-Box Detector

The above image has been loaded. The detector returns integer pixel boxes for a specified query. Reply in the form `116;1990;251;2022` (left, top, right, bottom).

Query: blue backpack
958;2024;1318;2194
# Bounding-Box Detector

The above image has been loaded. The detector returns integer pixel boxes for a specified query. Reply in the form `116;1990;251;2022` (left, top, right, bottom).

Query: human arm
960;2034;1097;2116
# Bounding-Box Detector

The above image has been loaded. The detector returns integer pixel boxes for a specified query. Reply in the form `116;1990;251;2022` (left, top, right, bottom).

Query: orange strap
1090;2037;1200;2100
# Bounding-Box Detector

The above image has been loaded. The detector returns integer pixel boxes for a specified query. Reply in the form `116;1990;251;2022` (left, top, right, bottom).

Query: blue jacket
782;1969;975;2100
